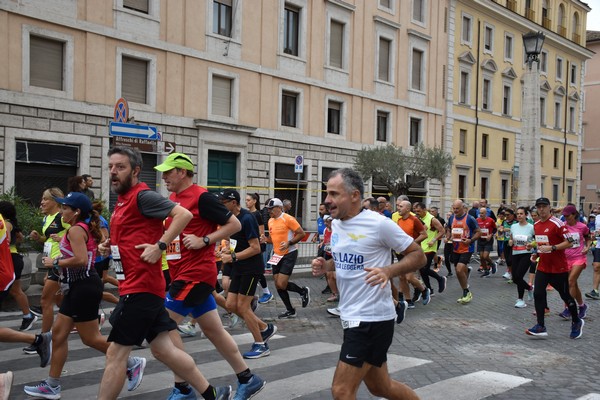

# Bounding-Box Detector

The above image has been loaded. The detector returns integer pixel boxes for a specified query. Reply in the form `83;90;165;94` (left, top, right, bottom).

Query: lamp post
518;31;545;204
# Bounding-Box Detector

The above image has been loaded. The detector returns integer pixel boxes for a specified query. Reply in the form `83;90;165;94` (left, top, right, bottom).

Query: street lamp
518;31;545;204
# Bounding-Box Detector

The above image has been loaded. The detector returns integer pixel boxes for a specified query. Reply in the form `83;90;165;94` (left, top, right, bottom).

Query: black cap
535;197;551;206
218;189;240;203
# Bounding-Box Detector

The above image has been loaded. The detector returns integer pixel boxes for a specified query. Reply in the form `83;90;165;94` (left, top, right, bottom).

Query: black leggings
420;252;443;290
534;270;578;326
503;244;513;267
444;242;453;274
512;253;532;299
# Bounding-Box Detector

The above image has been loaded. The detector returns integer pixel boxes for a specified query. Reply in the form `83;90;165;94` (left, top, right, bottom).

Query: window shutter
411;49;422;90
329;21;343;68
122;56;148;104
212;76;232;117
378;38;390;81
30;36;63;91
123;0;149;13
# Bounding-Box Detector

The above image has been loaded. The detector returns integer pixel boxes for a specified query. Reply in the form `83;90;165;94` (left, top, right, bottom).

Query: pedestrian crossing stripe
576;395;600;400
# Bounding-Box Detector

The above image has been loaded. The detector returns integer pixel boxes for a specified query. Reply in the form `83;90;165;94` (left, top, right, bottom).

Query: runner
476;206;497;277
509;207;535;308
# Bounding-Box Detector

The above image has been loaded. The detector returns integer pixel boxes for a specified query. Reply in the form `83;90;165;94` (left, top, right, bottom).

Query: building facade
446;0;592;210
0;0;449;228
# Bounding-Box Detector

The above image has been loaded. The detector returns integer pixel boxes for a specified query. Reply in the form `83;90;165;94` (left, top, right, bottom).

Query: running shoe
1;371;13;400
558;308;571;320
578;303;588;320
215;385;233;400
98;311;106;330
407;301;416;309
22;343;37;355
234;375;266;400
326;293;339;302
570;319;584;339
36;332;52;368
396;300;408;324
177;321;197;337
258;293;273;304
321;285;332;294
412;291;422;303
422;288;431;305
261;323;278;342
23;380;61;399
491;262;497;274
447;272;453;277
19;315;38;331
127;356;146;391
498;259;506;266
243;343;270;359
585;289;600;300
278;310;297;319
480;270;490;278
251;296;259;312
457;292;473;304
526;324;548;337
29;305;43;318
301;287;311;308
502;272;512;280
167;386;197;399
326;307;341;317
229;314;240;329
527;288;534;301
514;299;526;308
467;266;472;279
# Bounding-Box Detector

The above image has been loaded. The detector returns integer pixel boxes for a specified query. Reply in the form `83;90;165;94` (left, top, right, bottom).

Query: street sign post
109;121;159;152
294;155;304;217
114;98;129;123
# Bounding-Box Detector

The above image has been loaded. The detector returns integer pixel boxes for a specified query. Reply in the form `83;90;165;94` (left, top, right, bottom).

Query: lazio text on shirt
332;251;365;270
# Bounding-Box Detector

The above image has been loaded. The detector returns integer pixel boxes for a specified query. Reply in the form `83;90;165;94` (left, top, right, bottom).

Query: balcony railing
506;0;517;12
558;25;567;37
525;8;535;21
542;17;551;29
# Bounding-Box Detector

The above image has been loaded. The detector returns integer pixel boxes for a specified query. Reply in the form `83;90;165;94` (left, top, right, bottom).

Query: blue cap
54;192;92;214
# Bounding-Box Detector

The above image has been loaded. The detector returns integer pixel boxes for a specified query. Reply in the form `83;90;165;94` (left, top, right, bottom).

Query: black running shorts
339;319;395;368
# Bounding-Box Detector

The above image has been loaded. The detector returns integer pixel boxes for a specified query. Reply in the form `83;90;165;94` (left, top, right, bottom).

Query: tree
353;144;454;197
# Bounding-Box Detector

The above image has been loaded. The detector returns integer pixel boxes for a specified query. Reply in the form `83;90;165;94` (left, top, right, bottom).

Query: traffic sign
109;122;158;140
295;155;304;173
158;141;176;154
114;98;129;123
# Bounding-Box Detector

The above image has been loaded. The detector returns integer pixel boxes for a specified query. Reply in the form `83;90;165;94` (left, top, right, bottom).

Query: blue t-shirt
317;217;326;237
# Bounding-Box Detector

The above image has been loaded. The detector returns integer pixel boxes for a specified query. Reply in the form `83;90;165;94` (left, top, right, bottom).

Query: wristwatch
156;241;168;251
551;245;557;252
231;252;237;262
202;236;210;246
53;258;59;267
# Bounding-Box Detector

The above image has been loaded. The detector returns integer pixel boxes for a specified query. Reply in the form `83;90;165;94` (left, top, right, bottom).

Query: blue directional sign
109;122;158;140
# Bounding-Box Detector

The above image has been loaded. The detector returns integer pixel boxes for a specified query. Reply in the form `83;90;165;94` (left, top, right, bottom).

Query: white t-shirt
331;209;414;322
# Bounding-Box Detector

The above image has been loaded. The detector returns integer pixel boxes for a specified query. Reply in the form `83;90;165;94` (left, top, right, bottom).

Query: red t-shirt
477;217;496;241
534;217;570;274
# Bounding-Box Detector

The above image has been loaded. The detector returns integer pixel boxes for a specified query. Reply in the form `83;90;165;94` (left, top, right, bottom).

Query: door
207;150;237;193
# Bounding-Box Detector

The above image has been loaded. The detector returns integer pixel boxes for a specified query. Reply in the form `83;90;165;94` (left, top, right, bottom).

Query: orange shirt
268;213;301;256
397;215;425;240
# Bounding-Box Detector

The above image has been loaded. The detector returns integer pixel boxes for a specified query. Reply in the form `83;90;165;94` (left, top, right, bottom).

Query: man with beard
97;147;232;400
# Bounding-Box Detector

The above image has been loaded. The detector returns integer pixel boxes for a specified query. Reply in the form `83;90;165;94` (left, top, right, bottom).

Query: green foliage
353;144;454;197
0;187;44;252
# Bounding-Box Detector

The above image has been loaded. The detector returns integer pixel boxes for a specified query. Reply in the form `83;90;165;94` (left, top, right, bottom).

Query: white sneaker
327;307;341;317
177;321;197;337
515;299;527;308
502;272;512;280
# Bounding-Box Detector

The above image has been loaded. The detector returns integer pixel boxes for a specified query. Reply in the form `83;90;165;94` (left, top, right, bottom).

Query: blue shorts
165;291;217;319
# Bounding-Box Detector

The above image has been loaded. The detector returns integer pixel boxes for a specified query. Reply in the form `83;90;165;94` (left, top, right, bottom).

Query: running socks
236;368;253;384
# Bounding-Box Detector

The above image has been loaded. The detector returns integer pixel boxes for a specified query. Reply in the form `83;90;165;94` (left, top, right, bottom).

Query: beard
112;173;134;195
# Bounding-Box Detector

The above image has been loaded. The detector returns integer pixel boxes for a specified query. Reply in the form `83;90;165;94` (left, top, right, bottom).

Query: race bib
535;235;550;253
166;235;181;261
111;245;125;280
43;242;52;258
452;228;464;242
341;319;360;329
513;234;529;250
570;232;581;248
267;254;283;265
480;228;489;238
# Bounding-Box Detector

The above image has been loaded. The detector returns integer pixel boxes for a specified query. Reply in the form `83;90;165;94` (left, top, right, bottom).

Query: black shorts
59;276;103;323
94;258;110;277
108;292;177;346
11;253;24;280
168;280;213;308
477;240;494;253
163;269;171;292
229;274;261;297
340;319;395;368
273;251;298;276
0;289;8;304
593;248;600;263
222;262;233;277
450;252;473;266
47;267;60;282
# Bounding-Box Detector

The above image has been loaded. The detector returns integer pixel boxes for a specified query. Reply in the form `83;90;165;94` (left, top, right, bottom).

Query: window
502;138;508;161
567;185;573;202
213;0;232;37
482;134;489;158
504;34;513;61
556;57;563;80
412;0;425;23
284;5;300;56
482;78;491;111
458;174;467;200
459;70;470;104
462;15;472;44
123;0;148;13
411;49;424;91
569;105;576;132
540;97;546;125
329;20;344;69
570;64;577;85
552;184;559;205
409;117;421;146
540;145;545;167
122;56;148;104
212;75;232;117
327;100;342;135
568;150;573;170
377;111;389;142
281;91;299;127
459;129;467;154
502;85;511;115
484;25;493;52
380;0;391;8
29;35;64;91
554;101;561;128
480;177;488;199
553;148;559;168
501;179;508;203
540;51;548;73
378;37;391;82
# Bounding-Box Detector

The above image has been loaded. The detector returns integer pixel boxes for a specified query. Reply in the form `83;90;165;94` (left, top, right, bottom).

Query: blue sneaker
243;343;270;359
215;385;232;400
525;324;548;338
396;300;408;324
260;323;277;342
258;293;273;304
422;288;431;305
491;262;497;274
234;375;266;400
35;331;52;368
167;386;198;400
558;308;571;320
24;380;61;399
127;356;146;391
570;319;584;339
578;303;588;319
